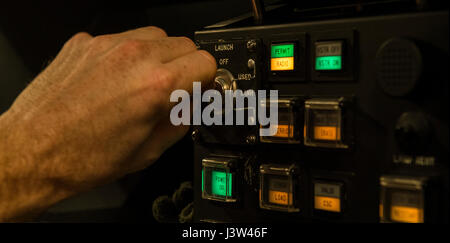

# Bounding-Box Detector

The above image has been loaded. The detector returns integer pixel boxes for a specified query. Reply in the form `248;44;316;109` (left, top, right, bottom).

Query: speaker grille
376;38;422;97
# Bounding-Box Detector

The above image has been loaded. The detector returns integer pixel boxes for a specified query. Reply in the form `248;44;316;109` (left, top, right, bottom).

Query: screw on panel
245;135;257;144
247;40;257;52
191;129;200;142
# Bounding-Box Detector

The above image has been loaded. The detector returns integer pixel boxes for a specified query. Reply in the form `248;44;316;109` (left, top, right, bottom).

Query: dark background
0;0;257;222
1;0;448;223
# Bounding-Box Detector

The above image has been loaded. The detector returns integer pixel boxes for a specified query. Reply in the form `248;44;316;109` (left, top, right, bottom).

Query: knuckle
141;40;157;52
135;65;177;115
198;50;217;70
106;39;147;64
198;50;215;63
146;26;167;37
66;32;92;47
116;39;145;54
89;34;113;47
179;36;197;50
152;66;177;92
155;66;176;84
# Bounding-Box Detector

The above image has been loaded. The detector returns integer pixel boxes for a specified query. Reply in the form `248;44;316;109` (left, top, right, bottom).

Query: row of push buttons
270;40;344;72
201;158;428;223
260;97;349;149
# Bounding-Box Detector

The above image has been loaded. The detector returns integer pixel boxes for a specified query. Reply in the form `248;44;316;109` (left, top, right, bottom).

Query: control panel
193;11;449;223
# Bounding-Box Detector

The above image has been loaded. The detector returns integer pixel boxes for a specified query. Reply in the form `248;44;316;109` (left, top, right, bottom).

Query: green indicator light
271;44;294;58
315;56;342;70
211;170;232;197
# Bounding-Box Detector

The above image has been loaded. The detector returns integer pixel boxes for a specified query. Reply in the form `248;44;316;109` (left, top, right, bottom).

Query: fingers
81;26;169;57
70;27;197;65
117;26;168;40
100;27;197;64
163;50;217;93
143;37;198;63
102;26;168;49
139;50;216;116
128;117;189;172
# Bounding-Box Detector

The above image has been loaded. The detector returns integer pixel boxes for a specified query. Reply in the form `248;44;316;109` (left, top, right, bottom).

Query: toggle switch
213;68;236;95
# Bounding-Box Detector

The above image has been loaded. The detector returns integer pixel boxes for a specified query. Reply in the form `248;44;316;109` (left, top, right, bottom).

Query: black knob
394;112;431;154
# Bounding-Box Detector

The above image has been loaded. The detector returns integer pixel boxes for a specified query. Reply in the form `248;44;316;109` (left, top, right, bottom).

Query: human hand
0;26;216;220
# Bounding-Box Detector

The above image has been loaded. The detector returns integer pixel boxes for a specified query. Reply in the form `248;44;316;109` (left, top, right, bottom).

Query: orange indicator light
273;124;293;138
271;57;294;71
391;206;423;223
268;190;292;205
314;126;340;141
315;196;341;212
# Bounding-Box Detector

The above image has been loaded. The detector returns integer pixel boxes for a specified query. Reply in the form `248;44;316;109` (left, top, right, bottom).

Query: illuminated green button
315;56;342;70
211;170;232;197
271;44;294;58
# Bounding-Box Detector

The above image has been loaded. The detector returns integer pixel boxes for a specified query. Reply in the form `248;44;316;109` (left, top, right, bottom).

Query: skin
0;26;216;222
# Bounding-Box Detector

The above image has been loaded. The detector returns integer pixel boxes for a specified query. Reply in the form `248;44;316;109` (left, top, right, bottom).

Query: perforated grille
376;38;422;97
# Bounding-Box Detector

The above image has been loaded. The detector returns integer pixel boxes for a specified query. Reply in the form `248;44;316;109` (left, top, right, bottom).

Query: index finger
163;50;217;94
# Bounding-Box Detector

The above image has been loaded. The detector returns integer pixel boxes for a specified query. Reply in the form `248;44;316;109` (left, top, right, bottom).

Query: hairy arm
0;112;73;221
0;26;216;222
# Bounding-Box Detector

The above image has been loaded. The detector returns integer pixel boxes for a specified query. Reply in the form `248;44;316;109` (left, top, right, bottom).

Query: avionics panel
193;11;449;223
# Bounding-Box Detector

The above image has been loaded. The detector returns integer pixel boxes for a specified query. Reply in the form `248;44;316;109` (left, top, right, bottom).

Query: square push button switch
314;181;343;213
270;43;295;71
260;97;302;144
259;164;300;212
311;30;355;81
315;41;343;71
202;157;236;202
304;98;349;149
380;175;427;223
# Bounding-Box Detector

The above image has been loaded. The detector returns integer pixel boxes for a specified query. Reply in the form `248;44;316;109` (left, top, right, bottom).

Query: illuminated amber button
274;124;293;138
259;98;301;144
259;164;299;212
271;57;294;71
259;124;293;138
391;206;423;223
315;196;341;212
314;126;340;141
269;190;293;205
314;181;342;213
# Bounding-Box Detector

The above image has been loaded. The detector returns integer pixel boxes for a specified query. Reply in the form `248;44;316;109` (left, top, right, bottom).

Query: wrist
0;110;74;222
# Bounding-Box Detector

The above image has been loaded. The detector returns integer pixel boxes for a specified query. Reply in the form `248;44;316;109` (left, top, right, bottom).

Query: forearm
0;26;216;222
0;111;72;222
